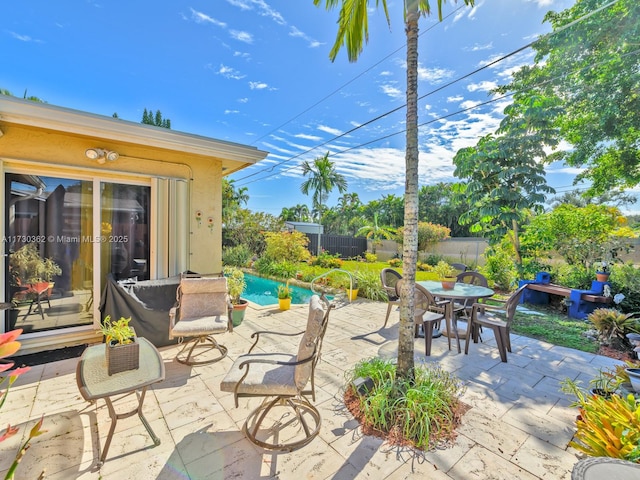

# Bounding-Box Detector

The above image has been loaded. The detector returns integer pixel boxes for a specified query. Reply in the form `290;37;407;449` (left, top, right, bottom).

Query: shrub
364;252;377;263
222;244;252;267
345;358;465;449
482;246;517;290
561;378;640;462
422;254;445;266
353;270;386;301
587;308;639;346
551;263;592;290
609;264;640;314
262;231;311;263
310;251;343;269
388;258;402;268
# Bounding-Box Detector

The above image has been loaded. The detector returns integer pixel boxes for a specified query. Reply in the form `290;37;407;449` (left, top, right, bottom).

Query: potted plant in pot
433;261;458;290
595;261;611;282
97;315;139;375
224;266;247;326
277;283;292;311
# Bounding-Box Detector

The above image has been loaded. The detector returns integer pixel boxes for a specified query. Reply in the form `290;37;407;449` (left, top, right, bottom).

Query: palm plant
299;152;347;222
314;0;475;380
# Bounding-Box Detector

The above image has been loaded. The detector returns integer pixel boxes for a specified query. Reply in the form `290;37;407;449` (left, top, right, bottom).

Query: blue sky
4;0;606;217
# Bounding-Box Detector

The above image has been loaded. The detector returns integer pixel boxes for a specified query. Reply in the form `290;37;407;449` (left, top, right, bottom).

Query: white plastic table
76;337;165;465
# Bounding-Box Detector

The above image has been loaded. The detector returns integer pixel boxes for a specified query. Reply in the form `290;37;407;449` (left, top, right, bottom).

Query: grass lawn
511;303;599;353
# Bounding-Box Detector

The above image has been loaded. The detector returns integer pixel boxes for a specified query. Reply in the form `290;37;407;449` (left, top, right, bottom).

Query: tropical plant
299;152;348;221
0;329;46;480
222;244;252;267
345;358;465;449
97;315;135;345
223;266;246;305
315;0;475;381
432;261;457;279
587;308;639;346
356;213;396;253
277;283;292;299
352;270;386;302
561;378;640;462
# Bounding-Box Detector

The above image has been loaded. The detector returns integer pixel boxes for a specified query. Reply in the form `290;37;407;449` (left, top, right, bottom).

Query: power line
236;0;623;187
249;5;468;146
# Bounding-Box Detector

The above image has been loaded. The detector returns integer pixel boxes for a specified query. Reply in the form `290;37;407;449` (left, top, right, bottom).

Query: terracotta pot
441;278;456;290
596;272;610;282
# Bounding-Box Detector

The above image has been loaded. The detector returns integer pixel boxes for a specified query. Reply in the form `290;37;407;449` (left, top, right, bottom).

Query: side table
76;337;165;465
572;457;640;479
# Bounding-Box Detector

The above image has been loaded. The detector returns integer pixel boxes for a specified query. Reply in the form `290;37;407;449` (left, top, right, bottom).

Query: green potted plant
596;261;611;282
277;282;292;311
433;261;458;290
224;266;247;326
97;315;139;375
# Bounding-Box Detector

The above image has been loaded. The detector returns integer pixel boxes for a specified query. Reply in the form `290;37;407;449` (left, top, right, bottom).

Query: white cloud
289;26;322;48
418;65;454;83
217;64;245;80
224;109;240;114
9;31;40;42
233;51;251;59
467;80;498;92
380;83;403;99
294;133;323;141
230;30;253;43
238;97;249;103
189;8;226;27
317;125;343;136
447;95;464;103
465;42;493;52
249;81;269;90
379;71;393;76
226;0;286;25
525;0;555;6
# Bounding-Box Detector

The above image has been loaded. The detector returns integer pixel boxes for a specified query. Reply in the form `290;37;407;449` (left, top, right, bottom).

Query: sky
6;0;622;217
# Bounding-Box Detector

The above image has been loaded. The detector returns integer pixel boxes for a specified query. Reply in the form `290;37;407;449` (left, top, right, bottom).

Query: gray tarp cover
99;274;180;347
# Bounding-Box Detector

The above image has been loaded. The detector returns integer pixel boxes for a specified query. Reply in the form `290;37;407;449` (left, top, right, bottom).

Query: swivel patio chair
465;285;527;362
220;295;333;451
380;268;402;327
168;273;233;365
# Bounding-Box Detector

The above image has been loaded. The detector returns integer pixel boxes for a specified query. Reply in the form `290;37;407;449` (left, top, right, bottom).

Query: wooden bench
524;283;612;304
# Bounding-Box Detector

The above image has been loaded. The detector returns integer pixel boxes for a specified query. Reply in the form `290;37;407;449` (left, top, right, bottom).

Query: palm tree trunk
397;5;420;382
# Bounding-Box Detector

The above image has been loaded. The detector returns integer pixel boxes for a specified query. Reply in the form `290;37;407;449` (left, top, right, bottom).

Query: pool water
243;274;317;306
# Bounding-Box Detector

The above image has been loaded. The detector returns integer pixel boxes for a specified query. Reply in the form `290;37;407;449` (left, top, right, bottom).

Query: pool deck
0;298;623;479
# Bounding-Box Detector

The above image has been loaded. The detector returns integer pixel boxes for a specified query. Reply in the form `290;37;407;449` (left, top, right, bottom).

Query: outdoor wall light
85;148;120;164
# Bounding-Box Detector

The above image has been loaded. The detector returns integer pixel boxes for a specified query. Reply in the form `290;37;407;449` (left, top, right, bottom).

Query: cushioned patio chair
220;294;333;451
168;273;233;365
465;285;527;362
380;268;402;327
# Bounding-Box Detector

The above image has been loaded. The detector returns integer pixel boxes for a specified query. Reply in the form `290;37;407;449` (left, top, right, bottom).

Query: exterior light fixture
85;148;119;164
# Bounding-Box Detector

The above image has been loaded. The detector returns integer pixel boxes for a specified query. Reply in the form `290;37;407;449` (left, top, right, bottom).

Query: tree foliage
300;152;348;219
262;231;311;263
498;0;640;194
521;204;636;269
141;108;171;129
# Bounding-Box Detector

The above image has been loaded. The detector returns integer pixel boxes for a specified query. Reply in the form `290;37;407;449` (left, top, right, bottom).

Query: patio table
572;457;640;479
417;280;494;353
76;337;165;465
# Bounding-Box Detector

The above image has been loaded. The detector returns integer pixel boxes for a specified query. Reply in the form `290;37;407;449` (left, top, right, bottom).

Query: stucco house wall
0;96;267;353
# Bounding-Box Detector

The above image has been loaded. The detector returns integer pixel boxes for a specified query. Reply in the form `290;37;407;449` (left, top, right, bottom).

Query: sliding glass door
4;173;150;334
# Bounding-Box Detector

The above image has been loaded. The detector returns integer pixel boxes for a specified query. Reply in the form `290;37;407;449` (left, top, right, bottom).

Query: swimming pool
243;274;317;306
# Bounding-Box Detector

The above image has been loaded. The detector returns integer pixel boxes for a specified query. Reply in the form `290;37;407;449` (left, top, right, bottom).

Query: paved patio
0;298;622;479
